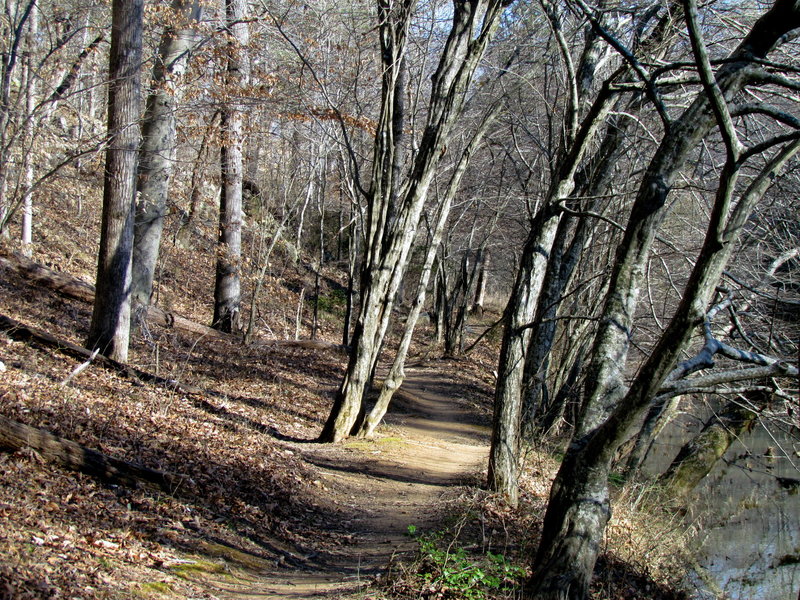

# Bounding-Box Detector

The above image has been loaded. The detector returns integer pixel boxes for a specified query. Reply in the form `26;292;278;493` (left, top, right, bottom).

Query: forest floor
0;247;690;600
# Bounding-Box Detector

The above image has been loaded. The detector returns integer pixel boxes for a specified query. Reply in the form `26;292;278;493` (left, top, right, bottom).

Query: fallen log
0;249;227;339
0;313;207;397
0;415;186;493
0;249;348;354
0;250;95;302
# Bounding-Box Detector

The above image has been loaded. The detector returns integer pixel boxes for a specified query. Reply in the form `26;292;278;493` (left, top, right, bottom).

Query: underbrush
394;534;523;599
373;453;691;600
377;501;529;600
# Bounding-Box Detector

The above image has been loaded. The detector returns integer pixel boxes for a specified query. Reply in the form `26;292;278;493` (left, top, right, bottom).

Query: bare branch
732;103;800;130
570;0;672;128
660;363;797;394
683;0;741;158
267;11;367;199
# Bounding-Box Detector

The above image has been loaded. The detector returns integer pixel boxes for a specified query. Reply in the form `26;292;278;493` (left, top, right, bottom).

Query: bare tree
358;101;504;437
489;0;619;505
131;0;203;320
213;0;249;333
320;0;512;442
526;1;800;597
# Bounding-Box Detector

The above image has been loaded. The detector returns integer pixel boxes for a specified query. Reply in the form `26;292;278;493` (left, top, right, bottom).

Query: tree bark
487;0;622;503
320;0;509;442
131;0;203;318
521;112;626;440
213;0;249;333
86;0;143;363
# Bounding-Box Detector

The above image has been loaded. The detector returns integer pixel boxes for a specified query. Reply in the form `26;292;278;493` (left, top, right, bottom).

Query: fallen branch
0;250;348;354
0;416;186;493
0;313;206;397
60;348;99;387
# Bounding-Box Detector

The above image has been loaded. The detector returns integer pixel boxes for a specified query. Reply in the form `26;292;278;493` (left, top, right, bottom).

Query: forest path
198;363;491;599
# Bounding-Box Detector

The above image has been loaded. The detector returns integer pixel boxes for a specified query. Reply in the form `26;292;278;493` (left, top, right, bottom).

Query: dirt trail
201;364;491;599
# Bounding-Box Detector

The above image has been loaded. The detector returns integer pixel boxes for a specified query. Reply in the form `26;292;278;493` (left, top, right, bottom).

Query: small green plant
608;471;626;487
316;288;348;315
406;527;525;600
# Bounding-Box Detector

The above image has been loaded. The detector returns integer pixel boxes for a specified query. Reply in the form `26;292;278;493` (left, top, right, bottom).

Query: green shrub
404;526;525;600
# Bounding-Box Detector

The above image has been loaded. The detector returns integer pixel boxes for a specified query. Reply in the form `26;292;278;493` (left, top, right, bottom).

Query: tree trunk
624;394;682;475
521;113;625;440
86;0;143;362
20;3;37;257
444;250;478;356
320;0;509;442
538;346;587;435
0;0;36;238
520;215;572;438
471;248;489;315
487;17;617;502
357;104;501;437
527;3;800;595
131;0;202;318
343;209;357;348
213;0;249;333
527;446;613;600
488;206;562;506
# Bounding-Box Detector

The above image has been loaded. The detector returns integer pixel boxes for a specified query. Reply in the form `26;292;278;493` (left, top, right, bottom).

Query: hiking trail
198;363;491;599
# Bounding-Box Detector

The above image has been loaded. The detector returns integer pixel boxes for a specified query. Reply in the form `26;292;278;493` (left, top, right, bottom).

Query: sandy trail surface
198;364;491;599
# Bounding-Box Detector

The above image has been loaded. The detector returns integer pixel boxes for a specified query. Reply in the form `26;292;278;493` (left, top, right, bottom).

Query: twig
60;348;99;387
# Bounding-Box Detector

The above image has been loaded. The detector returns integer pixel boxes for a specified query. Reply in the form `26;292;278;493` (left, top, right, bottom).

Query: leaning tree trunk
624;393;682;475
320;0;509;443
357;104;501;437
520;214;572;438
488;206;562;506
521;113;625;440
487;87;614;505
131;0;202;318
86;0;143;363
527;3;800;595
487;0;617;503
213;0;249;333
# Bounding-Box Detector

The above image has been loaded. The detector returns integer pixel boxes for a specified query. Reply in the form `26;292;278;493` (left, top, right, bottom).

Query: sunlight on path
194;365;491;599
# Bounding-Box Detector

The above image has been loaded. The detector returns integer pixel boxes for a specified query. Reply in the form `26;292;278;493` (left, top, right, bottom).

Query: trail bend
199;363;491;599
